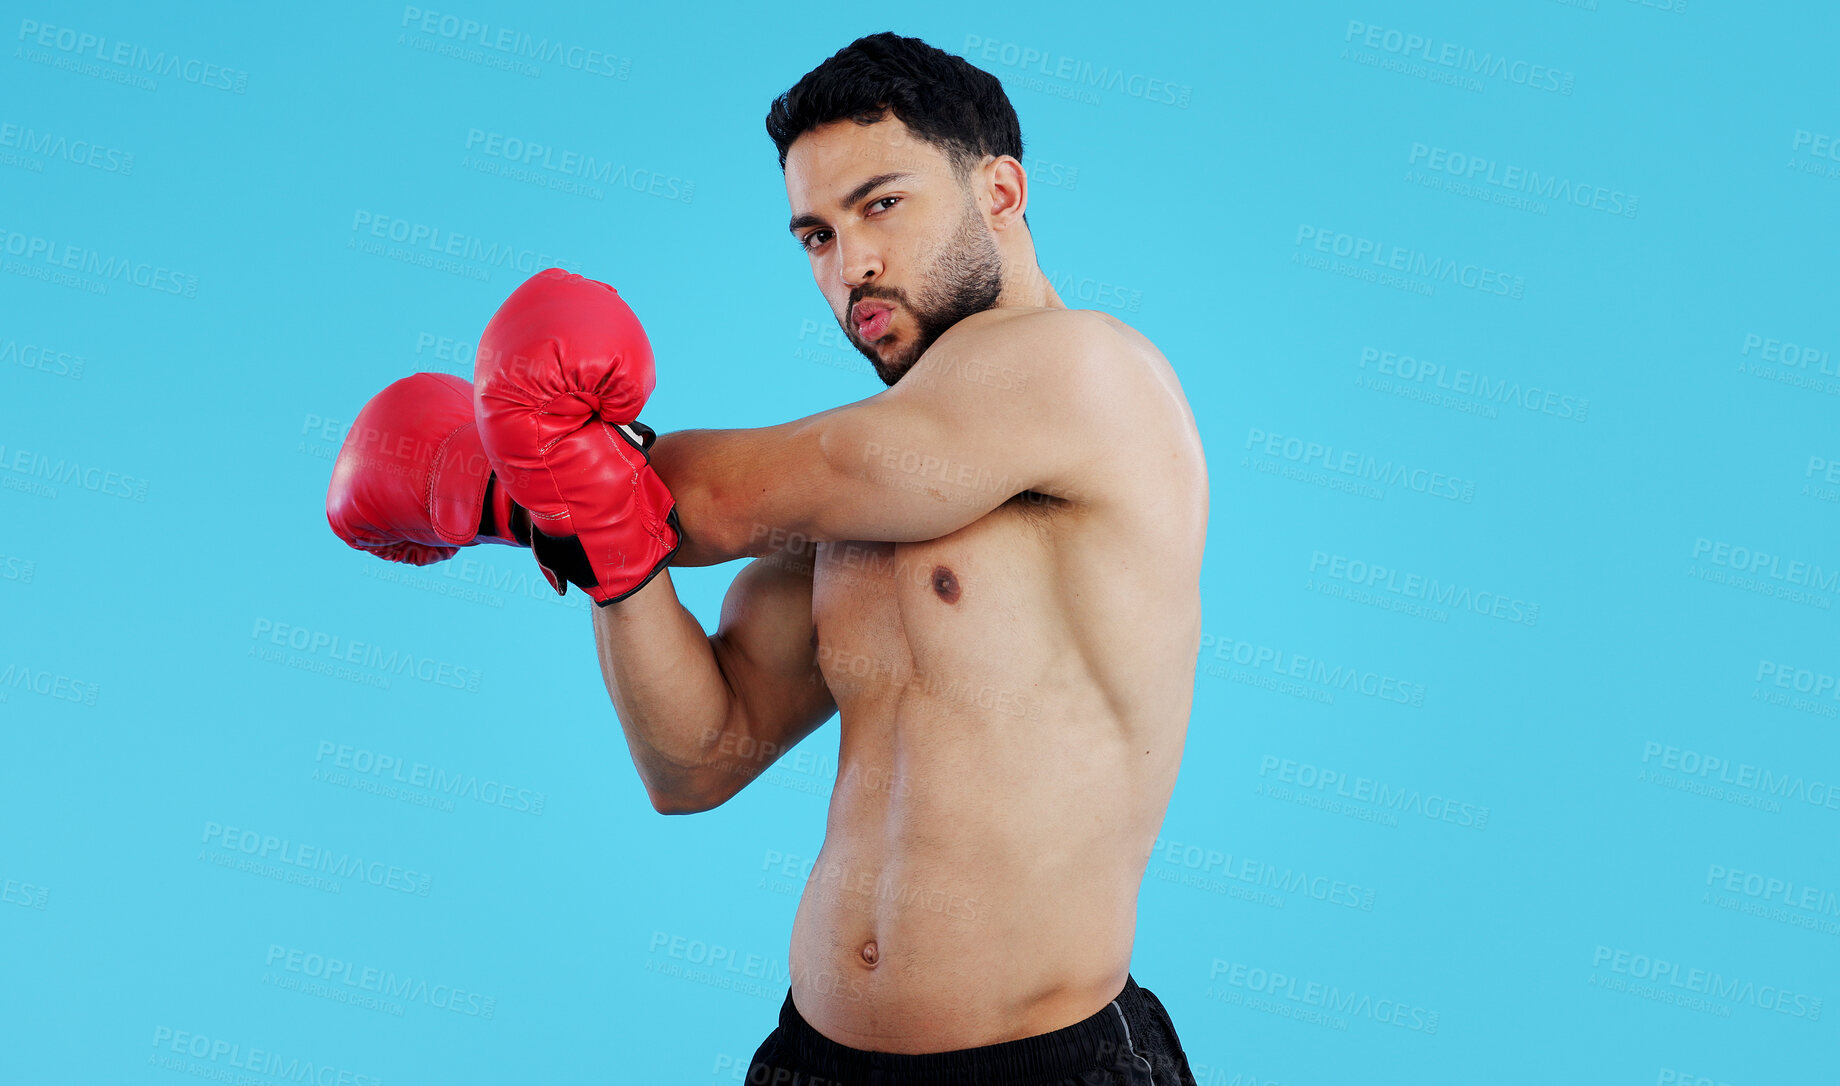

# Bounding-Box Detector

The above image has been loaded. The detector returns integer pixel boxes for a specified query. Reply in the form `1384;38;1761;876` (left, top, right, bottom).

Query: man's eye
870;196;900;213
801;230;832;251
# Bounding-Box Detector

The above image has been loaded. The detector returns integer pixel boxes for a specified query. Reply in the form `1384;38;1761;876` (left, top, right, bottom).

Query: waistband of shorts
772;976;1141;1086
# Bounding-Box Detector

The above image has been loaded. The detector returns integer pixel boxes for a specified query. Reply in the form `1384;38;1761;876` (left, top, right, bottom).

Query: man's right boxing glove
326;372;530;566
473;268;680;605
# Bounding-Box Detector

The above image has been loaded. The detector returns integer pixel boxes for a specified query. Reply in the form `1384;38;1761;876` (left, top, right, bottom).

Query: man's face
784;115;1004;386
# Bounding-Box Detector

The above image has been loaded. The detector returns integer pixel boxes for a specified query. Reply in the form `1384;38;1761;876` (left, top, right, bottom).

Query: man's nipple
930;565;961;604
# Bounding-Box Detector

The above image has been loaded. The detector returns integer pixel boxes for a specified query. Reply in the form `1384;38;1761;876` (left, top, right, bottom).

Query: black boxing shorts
745;974;1199;1085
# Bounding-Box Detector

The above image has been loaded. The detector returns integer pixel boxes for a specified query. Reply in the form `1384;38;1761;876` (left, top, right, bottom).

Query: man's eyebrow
787;172;916;234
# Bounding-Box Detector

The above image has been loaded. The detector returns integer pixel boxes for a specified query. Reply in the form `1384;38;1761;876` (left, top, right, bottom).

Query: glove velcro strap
621;419;658;451
528;527;599;597
596;504;681;605
526;505;681;605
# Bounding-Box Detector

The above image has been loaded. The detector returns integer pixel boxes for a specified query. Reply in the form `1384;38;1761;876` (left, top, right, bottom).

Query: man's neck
996;261;1066;309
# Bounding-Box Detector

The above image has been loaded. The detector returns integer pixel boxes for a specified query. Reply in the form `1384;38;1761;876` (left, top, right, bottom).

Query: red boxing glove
326;372;526;565
473;268;680;604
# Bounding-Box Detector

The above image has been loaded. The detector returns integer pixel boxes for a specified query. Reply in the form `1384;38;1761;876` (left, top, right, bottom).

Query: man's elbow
648;790;718;816
646;783;715;815
642;769;736;816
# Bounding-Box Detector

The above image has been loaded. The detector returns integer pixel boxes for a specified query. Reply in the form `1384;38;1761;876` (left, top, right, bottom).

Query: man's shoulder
935;305;1147;356
905;307;1199;517
913;306;1167;399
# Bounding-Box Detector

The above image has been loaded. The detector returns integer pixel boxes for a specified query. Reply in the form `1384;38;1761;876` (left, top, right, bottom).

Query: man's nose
837;234;882;287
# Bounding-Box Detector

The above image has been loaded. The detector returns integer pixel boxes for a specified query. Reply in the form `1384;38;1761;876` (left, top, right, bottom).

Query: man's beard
846;200;1004;386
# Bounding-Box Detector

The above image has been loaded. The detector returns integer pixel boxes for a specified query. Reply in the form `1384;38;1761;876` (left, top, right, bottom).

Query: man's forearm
650;422;833;565
592;569;736;813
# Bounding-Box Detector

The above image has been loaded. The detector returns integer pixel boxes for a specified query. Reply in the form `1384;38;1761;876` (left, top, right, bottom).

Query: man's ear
983;155;1029;230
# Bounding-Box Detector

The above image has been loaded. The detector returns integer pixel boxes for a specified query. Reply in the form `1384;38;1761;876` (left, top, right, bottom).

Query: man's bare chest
808;493;1067;708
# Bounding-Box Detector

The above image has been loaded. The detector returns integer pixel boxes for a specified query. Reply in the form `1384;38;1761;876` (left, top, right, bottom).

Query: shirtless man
326;32;1206;1085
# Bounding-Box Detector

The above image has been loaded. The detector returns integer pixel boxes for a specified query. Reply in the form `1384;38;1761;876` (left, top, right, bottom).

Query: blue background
3;2;1836;1083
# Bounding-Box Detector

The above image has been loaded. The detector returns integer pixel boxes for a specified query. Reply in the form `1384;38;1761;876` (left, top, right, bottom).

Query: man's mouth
851;301;895;342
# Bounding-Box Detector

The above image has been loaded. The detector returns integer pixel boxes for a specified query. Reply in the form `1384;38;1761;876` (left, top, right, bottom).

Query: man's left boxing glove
326;372;530;565
473;268;680;605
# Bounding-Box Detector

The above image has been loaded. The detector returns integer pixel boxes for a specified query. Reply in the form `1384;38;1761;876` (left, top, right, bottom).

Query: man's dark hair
765;32;1023;175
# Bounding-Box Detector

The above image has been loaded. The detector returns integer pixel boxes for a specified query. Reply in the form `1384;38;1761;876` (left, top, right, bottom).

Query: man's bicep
703;547;836;796
804;318;1110;542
